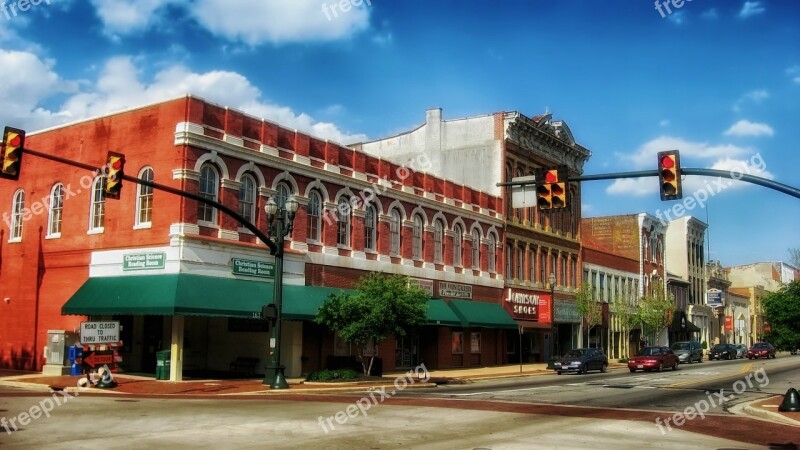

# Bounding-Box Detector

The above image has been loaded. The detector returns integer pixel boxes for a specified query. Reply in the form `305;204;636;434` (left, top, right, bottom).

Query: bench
229;357;259;376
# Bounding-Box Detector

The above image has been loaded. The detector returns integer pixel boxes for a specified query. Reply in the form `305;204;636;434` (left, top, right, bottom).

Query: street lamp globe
265;198;278;216
285;195;300;214
548;272;556;287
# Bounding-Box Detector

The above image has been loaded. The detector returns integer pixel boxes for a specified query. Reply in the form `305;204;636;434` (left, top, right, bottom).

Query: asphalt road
0;355;798;449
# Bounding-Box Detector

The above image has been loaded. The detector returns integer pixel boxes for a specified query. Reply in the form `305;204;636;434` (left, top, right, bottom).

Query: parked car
628;346;679;372
708;343;738;360
554;348;608;375
748;342;776;359
734;344;748;359
671;341;703;364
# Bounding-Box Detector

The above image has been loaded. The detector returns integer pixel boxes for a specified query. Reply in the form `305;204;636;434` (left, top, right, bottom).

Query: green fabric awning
426;299;463;327
61;275;347;319
447;299;519;329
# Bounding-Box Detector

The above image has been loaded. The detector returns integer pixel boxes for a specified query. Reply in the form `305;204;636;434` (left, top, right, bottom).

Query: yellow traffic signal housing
1;127;25;180
536;167;568;210
105;152;125;199
658;150;682;201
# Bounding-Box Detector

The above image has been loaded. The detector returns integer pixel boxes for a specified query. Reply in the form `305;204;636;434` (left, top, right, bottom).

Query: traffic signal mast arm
19;147;280;255
498;168;800;200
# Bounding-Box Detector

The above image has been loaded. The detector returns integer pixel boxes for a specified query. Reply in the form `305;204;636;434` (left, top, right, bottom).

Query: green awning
61;275;347;319
447;299;519;329
426;299;463;327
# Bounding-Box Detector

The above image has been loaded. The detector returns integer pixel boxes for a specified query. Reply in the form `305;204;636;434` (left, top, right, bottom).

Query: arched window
136;168;154;227
365;204;377;251
198;164;219;224
488;234;496;273
10;189;24;241
433;219;444;263
89;177;105;231
336;197;351;246
390;209;401;255
453;224;463;267
307;190;322;242
471;228;480;269
412;214;424;260
47;184;64;237
275;182;291;211
238;173;257;224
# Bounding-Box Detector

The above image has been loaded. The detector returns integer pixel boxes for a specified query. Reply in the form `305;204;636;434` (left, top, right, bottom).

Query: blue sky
1;0;798;267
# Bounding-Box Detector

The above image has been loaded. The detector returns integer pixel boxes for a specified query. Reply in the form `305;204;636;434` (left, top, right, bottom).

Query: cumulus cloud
739;1;765;18
723;119;774;137
787;66;800;85
0;53;367;144
88;0;372;44
606;135;762;197
733;89;768;112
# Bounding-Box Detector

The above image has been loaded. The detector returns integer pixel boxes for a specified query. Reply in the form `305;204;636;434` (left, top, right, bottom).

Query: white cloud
0;50;75;130
700;8;719;19
739;1;765;18
0;54;367;144
723;119;774;137
616;136;751;169
87;0;373;44
667;11;687;25
89;0;180;36
659;119;670;127
607;135;758;197
787;66;800;85
733;89;768;112
190;0;371;45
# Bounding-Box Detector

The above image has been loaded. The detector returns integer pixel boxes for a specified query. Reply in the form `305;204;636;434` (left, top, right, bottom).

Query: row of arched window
7;168;154;242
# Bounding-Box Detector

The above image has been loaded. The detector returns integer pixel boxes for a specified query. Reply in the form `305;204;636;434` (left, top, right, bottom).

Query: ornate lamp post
263;195;299;389
547;272;557;368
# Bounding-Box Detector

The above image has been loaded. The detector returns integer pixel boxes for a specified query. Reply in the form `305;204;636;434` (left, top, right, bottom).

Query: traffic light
1;127;25;180
658;150;682;201
535;167;568;210
104;152;125;199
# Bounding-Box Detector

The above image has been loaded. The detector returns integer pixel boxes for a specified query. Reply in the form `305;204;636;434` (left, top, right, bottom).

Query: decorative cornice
505;114;591;174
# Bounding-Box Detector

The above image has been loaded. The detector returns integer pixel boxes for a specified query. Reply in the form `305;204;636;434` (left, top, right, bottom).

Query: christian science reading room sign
122;252;166;271
231;258;275;278
504;289;551;323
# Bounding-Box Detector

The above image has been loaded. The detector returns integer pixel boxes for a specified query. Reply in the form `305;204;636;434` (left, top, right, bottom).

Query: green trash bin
156;350;171;380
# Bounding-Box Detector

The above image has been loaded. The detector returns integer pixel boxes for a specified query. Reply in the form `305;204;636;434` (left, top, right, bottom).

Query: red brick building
0;96;515;379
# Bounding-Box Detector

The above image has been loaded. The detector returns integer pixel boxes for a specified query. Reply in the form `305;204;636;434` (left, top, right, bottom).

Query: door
394;335;418;369
141;316;164;373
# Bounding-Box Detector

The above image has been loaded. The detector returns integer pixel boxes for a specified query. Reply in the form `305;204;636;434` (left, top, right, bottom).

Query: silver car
671;341;703;364
734;344;748;359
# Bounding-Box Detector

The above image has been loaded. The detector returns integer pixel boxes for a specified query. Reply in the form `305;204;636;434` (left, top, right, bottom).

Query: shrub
618;358;628;363
701;341;708;350
305;369;360;382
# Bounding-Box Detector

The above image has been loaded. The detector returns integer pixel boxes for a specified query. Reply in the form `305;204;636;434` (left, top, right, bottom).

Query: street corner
741;395;800;427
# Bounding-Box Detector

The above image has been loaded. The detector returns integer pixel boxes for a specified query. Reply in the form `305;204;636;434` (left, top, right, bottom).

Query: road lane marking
444;385;561;396
665;363;754;388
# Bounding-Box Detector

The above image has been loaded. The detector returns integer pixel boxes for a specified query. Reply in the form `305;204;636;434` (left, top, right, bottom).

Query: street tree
613;288;641;358
315;272;428;376
637;280;675;347
763;280;800;352
575;283;602;348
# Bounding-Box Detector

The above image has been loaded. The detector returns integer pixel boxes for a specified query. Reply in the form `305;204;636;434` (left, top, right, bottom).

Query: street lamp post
263;195;299;389
547;272;557;369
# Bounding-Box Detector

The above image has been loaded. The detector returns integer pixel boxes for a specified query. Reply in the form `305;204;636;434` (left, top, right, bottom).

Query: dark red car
747;342;776;359
628;346;679;372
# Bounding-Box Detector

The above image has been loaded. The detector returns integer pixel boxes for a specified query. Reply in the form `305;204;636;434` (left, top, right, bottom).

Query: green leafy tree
576;283;602;348
612;288;640;358
315;272;428;376
637;280;675;346
763;280;800;352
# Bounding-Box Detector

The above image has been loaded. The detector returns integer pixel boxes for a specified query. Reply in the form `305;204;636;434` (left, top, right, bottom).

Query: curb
738;397;800;428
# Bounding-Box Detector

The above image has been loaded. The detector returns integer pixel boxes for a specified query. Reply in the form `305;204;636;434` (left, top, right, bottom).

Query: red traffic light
657;150;681;201
1;127;26;181
544;170;558;184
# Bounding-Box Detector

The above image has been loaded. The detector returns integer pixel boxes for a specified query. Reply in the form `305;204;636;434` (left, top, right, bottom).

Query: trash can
156;350;171;380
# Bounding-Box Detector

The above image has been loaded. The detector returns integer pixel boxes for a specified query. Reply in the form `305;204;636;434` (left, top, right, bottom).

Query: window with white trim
89;177;105;232
390;208;401;255
198;164;218;224
488;234;496;273
135;168;154;227
453;224;463;266
471;228;480;269
47;184;64;237
307;190;322;241
364;204;377;251
238;173;256;225
336;197;351;246
412;214;423;260
10;189;24;241
433;219;443;263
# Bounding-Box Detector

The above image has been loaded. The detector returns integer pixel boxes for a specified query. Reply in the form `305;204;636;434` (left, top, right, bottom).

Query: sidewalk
743;395;800;427
0;362;623;397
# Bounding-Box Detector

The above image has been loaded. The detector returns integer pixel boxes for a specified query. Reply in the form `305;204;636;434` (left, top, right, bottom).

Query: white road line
445;385;561;396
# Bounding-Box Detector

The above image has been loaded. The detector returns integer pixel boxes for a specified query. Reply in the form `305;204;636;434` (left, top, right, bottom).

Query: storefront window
471;332;481;353
451;331;463;354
